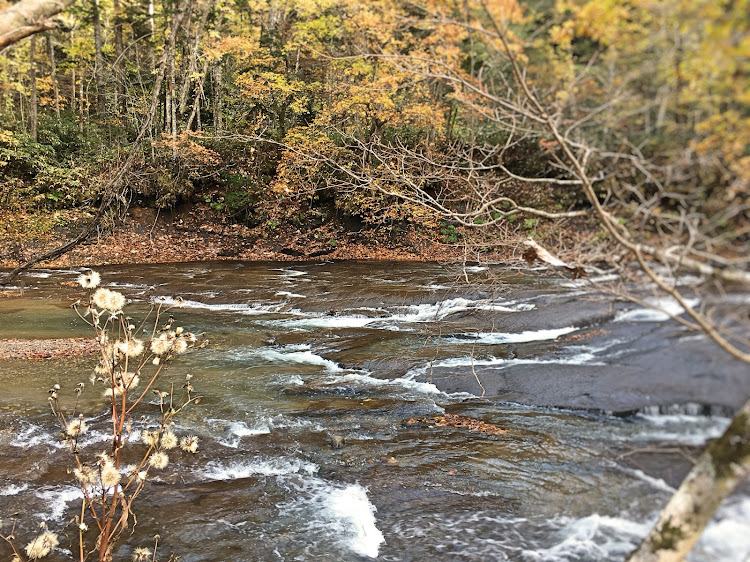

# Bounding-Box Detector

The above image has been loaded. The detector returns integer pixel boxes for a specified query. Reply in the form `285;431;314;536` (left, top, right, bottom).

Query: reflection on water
0;262;747;561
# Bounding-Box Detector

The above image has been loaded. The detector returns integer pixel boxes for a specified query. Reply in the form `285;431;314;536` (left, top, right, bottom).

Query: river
0;261;748;561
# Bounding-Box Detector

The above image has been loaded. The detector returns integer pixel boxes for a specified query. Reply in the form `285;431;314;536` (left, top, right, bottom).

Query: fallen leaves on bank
406;413;507;435
0;338;98;360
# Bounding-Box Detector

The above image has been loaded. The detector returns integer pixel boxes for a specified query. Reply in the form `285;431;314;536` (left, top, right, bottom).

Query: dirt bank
0;204;523;269
0;338;97;360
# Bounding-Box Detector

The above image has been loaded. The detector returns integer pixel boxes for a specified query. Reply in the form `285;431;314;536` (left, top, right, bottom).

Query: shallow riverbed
0;261;748;561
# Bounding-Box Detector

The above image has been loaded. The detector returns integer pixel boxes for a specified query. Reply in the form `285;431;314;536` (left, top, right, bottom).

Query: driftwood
521;239;586;279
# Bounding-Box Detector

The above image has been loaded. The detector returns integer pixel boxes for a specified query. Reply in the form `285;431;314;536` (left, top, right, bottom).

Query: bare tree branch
0;0;77;51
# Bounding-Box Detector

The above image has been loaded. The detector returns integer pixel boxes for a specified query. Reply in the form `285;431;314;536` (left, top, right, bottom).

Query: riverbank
0;204;526;269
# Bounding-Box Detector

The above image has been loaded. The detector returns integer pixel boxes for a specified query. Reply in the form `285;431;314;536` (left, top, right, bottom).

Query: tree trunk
628;399;750;561
46;33;60;117
165;53;173;134
93;0;106;114
177;0;212;118
71;66;76;118
29;34;37;141
113;0;125;114
185;57;208;131
170;56;176;138
212;61;222;133
78;66;84;132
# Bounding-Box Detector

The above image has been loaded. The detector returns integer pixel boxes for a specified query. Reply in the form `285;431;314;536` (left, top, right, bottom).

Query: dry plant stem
1;521;23;560
589;280;699;331
469;339;485;398
79;500;86;561
633;249;750;363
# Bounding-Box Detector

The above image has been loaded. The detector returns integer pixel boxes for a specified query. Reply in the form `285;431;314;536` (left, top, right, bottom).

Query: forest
0;1;749;561
0;0;746;264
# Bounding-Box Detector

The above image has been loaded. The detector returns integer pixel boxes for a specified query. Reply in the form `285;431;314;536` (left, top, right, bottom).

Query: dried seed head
117;338;145;357
65;419;88;437
24;531;59;559
141;430;159;447
78;271;101;289
74;466;97;485
180;435;199;454
161;431;178;450
149;451;169;469
101;464;121;488
92;288;126;313
150;333;173;356
132;547;152;561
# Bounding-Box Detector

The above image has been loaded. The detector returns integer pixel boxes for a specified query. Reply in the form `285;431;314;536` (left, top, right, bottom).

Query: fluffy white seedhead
132;547;152;561
78;271;101;289
92;288;126;313
65;419;88;437
149;451;169;469
24;531;59;559
180;435;199;453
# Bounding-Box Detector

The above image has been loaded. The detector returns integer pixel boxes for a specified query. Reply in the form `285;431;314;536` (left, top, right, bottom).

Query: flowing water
0;262;748;561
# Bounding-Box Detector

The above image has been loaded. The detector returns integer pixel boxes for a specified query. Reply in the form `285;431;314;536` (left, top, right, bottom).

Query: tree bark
177;0;212;117
112;0;125;114
0;0;77;51
46;32;60;117
212;61;222;133
78;66;84;132
185;57;208;131
92;0;106;114
29;34;37;141
627;399;750;561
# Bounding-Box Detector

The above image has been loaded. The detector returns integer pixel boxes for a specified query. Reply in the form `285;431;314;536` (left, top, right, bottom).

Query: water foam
443;326;578;345
625;414;731;446
326;484;385;558
691;496;750;561
199;457;319;481
208;419;272;448
278;297;535;331
615;297;701;323
230;345;342;372
406;349;604;377
331;372;442;395
272;268;308;277
282;479;385;559
153;296;285;315
521;513;651;561
0;483;28;495
34;486;83;521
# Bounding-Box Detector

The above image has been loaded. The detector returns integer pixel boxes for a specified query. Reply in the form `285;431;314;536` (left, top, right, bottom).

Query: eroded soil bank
0;204;522;269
